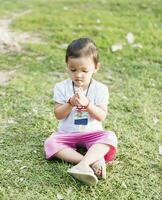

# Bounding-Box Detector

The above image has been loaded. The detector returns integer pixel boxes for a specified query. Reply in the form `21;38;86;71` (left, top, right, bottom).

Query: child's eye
83;71;89;73
71;69;76;72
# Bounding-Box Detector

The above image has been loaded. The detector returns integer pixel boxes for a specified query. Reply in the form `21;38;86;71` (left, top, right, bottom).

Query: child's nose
76;72;82;78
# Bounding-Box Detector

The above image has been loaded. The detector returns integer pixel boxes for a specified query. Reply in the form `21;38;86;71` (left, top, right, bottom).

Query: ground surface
0;0;161;199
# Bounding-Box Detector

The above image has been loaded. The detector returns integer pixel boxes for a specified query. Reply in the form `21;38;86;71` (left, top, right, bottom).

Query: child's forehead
67;56;94;67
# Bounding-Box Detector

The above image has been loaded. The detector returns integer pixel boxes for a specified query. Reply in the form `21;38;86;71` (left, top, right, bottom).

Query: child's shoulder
93;79;108;90
55;79;71;87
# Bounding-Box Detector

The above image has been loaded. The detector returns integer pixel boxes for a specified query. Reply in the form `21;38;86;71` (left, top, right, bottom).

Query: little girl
44;38;117;186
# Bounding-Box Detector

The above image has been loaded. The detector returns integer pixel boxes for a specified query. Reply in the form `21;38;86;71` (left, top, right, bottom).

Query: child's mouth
75;79;82;82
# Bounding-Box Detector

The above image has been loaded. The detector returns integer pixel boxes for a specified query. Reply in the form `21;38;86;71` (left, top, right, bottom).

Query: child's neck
74;79;92;91
74;84;87;91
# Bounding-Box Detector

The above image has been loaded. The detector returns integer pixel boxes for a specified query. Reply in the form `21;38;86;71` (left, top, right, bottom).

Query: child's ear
94;62;101;73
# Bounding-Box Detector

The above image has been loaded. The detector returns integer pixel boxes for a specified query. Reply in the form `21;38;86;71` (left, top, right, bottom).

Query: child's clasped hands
69;88;90;110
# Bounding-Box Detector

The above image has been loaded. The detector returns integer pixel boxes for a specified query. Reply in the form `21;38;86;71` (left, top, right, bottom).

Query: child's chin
74;81;83;87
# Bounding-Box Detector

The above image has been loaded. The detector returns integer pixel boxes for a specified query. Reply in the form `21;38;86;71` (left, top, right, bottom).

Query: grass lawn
0;0;161;199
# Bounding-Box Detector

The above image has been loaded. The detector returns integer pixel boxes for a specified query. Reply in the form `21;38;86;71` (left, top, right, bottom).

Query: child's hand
75;88;89;107
69;94;81;107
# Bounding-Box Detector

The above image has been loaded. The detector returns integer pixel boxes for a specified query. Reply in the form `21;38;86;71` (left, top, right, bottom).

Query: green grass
0;0;162;199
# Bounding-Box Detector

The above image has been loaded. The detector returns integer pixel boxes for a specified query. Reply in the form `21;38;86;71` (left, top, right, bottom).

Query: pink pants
44;130;117;162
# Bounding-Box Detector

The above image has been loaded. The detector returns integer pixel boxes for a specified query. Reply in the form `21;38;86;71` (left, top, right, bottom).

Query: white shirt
53;78;109;133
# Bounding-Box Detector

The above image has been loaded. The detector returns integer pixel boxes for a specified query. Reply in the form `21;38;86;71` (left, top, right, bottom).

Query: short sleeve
53;83;66;104
94;85;109;106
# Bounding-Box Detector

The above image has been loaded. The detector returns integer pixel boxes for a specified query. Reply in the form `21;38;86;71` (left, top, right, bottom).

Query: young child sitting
44;38;117;186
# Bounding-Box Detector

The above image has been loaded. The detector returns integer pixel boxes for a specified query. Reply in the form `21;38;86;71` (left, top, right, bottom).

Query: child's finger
78;93;84;99
75;88;81;93
75;98;81;105
74;93;79;98
76;99;82;106
79;87;83;92
76;101;81;106
78;87;83;92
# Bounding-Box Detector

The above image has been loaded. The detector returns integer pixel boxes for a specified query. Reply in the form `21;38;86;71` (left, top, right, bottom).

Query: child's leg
55;147;84;164
75;143;110;167
67;131;117;183
67;143;110;182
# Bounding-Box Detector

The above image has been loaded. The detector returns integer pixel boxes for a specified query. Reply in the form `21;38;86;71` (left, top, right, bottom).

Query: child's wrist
67;98;73;107
76;99;90;111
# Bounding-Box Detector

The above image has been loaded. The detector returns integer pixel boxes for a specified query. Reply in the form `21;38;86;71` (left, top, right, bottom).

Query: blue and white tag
74;111;88;125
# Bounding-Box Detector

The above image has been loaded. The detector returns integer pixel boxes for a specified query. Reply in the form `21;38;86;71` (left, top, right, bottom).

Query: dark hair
65;38;99;67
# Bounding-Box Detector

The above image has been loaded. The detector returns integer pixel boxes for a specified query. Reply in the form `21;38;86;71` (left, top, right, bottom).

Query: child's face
67;56;97;88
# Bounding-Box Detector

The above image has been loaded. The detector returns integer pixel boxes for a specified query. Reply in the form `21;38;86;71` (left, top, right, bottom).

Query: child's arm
54;102;73;120
86;103;107;121
54;94;80;120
